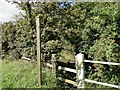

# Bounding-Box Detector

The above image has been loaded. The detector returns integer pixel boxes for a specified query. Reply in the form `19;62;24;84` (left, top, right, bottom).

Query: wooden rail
85;79;120;89
44;62;52;68
43;63;76;73
64;79;77;86
58;66;76;73
84;60;120;66
21;56;31;61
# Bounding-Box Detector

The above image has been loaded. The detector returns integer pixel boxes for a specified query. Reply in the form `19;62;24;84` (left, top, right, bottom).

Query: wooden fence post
75;53;85;88
51;54;57;77
36;15;42;85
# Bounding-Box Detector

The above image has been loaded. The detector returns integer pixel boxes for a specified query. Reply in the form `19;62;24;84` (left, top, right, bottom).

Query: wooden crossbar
85;79;120;89
64;79;77;86
44;62;52;68
58;66;76;73
84;60;120;66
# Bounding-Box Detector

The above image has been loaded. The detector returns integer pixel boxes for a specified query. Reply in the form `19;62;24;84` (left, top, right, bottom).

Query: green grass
1;59;56;88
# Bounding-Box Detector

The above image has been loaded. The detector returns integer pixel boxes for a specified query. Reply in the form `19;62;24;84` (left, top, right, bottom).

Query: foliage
1;2;119;61
1;22;19;59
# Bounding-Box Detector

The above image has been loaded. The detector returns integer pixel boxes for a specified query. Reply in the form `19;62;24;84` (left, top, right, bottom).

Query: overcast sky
0;0;21;23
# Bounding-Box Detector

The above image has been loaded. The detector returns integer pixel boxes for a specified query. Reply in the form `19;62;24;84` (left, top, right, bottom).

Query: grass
1;59;56;88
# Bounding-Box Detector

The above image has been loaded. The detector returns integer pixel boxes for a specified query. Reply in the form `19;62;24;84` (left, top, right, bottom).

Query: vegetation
1;2;120;88
2;59;56;88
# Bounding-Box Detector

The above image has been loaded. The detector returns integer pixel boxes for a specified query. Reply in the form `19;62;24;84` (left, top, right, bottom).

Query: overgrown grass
1;59;56;88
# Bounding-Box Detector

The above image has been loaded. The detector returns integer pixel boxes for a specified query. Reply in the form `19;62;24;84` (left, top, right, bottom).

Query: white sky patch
0;0;21;23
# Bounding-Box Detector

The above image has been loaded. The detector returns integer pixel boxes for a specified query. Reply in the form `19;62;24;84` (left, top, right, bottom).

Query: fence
44;53;120;89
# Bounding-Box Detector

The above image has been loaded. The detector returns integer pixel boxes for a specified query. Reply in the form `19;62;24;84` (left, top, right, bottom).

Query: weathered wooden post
36;15;42;85
51;54;57;77
75;53;85;88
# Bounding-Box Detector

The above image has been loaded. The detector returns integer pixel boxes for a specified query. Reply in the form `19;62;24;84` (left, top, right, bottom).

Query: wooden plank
85;79;120;89
84;60;120;66
44;63;76;73
36;15;42;85
64;79;77;86
44;62;52;68
21;56;31;61
58;66;76;73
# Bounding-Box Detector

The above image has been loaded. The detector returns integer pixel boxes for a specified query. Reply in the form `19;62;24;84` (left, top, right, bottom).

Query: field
1;59;56;88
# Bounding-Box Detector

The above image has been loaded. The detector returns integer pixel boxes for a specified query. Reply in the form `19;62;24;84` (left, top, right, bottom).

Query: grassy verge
1;59;56;88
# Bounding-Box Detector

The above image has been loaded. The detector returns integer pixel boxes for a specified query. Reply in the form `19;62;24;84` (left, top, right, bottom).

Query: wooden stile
43;52;120;88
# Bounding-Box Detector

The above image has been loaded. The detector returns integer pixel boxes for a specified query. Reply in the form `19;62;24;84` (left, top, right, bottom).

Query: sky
0;0;21;23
